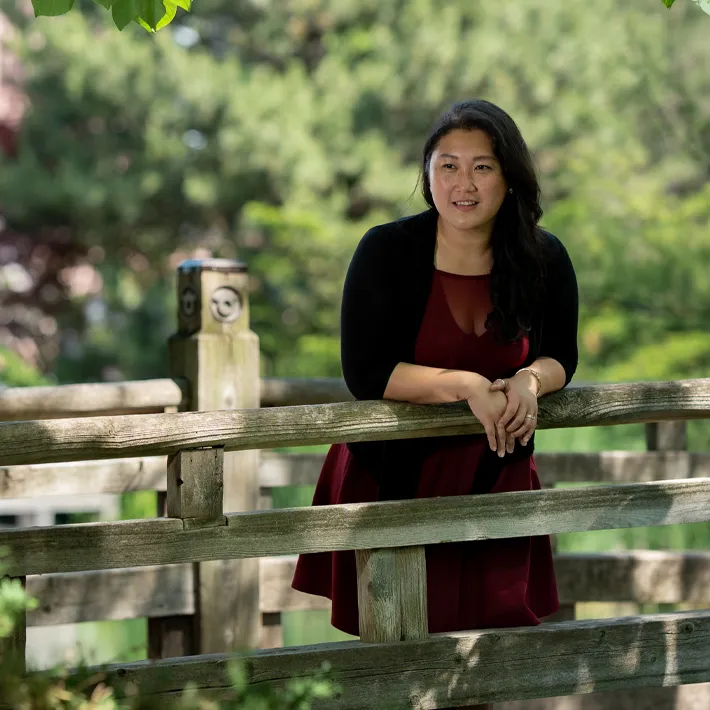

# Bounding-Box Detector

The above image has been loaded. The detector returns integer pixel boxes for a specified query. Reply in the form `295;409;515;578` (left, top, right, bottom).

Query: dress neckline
435;268;490;280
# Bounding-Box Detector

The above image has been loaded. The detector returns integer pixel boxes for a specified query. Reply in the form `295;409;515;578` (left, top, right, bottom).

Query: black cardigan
341;208;579;500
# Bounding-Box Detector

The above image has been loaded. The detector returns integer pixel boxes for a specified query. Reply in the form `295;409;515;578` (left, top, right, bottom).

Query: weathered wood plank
24;551;710;628
169;261;261;654
0;377;350;423
356;546;428;643
555;551;710;604
646;421;687;452
167;448;224;522
260;556;330;614
3;450;709;501
0;456;168;498
0;379;188;421
260;378;353;407
2;379;710;466
3;478;710;576
149;489;197;659
98;610;710;707
534;451;710;484
499;684;710;710
25;564;194;626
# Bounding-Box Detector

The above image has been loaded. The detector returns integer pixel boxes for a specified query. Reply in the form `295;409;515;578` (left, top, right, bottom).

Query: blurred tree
1;0;710;386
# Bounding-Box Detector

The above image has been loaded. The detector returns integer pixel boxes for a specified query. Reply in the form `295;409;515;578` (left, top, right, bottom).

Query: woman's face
428;128;508;235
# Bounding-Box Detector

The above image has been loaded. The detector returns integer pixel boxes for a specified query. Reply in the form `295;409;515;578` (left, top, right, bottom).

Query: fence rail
0;376;351;421
2;477;710;577
2;379;710;466
98;610;710;707
22;550;710;628
3;450;710;500
4;257;708;708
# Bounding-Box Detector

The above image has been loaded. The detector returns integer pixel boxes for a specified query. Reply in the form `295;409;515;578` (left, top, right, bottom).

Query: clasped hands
465;372;538;457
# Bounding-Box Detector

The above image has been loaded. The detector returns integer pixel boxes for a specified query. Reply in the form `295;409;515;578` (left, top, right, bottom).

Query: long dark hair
421;99;546;341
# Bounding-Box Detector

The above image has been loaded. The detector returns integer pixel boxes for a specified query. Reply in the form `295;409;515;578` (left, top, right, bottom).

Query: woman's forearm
513;357;567;397
383;362;488;404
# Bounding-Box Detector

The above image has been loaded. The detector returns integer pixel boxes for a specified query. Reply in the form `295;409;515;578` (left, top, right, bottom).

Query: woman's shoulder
538;228;575;272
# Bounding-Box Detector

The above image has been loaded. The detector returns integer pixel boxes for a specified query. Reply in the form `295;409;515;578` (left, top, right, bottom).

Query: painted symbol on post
210;286;242;323
179;286;199;318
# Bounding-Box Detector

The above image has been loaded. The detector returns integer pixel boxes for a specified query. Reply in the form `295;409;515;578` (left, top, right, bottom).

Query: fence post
646;421;687;452
356;546;428;643
152;258;260;657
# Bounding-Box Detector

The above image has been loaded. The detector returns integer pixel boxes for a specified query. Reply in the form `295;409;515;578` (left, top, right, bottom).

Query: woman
292;99;578;709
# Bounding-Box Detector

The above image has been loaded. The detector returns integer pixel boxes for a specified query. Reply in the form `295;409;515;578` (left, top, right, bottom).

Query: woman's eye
475;164;491;171
442;163;456;170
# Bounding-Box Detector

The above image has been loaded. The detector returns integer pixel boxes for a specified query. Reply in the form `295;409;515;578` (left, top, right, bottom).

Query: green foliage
0;552;337;708
0;347;51;387
5;0;710;386
30;0;191;32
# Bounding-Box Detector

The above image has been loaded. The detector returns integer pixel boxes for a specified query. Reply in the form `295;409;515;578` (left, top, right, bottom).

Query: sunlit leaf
174;0;191;10
662;0;676;7
31;0;74;17
156;1;178;30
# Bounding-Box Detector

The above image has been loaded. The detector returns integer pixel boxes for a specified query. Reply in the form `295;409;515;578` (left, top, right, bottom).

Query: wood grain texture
167;448;224;521
2;450;709;501
4;478;710;576
0;456;168;498
169;265;261;654
23;551;710;628
99;610;710;708
25;564;194;626
356;546;428;643
0;379;188;421
3;379;710;466
555;551;710;604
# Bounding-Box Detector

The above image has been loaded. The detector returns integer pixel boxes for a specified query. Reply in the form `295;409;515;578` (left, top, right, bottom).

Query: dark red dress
292;269;559;636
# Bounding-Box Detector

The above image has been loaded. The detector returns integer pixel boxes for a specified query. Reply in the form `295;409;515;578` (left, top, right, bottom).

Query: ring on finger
525;414;536;420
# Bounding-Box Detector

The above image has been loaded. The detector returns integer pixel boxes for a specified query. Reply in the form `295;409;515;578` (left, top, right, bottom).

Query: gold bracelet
516;367;542;397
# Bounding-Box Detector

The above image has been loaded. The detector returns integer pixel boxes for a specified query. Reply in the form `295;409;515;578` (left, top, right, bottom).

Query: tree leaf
173;0;191;10
111;0;141;30
156;1;178;30
662;0;676;7
135;17;154;32
139;0;167;30
692;0;710;15
31;0;75;17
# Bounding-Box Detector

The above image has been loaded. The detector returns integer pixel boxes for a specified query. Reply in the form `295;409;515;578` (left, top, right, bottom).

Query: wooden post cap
176;259;250;335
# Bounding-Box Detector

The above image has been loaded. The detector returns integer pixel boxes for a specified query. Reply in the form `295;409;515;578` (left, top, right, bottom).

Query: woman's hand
463;376;509;455
489;372;539;454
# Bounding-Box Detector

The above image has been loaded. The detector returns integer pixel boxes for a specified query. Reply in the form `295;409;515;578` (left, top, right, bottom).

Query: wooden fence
1;258;710;709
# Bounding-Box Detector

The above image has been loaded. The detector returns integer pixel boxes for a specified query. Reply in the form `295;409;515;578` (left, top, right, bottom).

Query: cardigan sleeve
340;227;403;400
538;234;579;386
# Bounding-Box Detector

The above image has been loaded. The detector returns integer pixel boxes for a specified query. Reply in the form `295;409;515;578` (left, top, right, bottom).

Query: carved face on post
180;286;199;318
210;286;242;323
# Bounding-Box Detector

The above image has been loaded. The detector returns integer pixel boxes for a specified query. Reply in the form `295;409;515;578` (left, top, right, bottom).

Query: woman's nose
458;170;477;190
